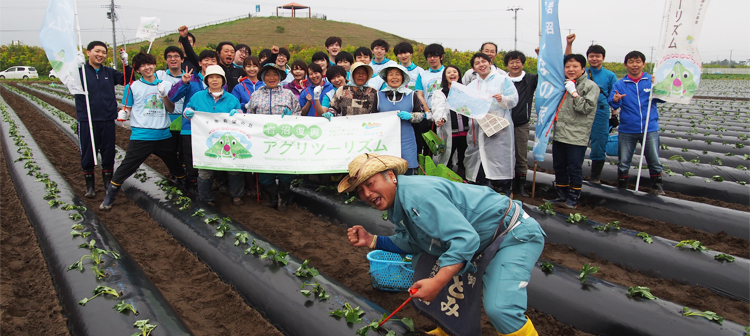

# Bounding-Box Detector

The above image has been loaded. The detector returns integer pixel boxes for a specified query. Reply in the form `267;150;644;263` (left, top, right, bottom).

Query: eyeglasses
166;55;182;60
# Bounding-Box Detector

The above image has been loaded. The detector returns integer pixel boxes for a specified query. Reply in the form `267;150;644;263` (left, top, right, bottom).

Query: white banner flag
652;0;710;104
191;112;402;174
39;0;84;94
135;17;160;42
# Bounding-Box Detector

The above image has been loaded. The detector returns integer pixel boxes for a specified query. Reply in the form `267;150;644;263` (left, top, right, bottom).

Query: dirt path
1;86;283;336
0;131;69;336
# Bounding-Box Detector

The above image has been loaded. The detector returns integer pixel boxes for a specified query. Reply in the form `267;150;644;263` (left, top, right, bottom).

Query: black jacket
75;63;132;121
179;35;242;92
510;73;538;126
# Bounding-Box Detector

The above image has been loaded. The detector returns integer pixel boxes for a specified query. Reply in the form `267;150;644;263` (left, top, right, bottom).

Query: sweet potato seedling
594;221;621;231
191;209;206;217
578;263;599;284
538;202;555;215
78;285;120;305
330;302;365;324
114;300;138;315
244;239;265;256
627;286;657;300
344;196;359;204
261;249;289;265
675;240;710;251
174;196;192;211
566;213;587;224
131;319;157;336
234;232;249;246
637;232;653;244
540;261;554;274
294;259;320;277
300;281;330;300
714;254;735;262
215;217;231;237
682;307;724;325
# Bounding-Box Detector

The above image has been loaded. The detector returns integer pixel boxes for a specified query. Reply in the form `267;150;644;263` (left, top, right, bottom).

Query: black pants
181;134;198;182
413;119;430;156
78;120;116;172
111;137;185;185
448;135;468;170
552;141;587;189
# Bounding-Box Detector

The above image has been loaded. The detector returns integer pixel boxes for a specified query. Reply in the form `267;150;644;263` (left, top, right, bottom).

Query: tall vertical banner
191;112;402;174
533;0;565;162
652;0;710;104
39;0;84;94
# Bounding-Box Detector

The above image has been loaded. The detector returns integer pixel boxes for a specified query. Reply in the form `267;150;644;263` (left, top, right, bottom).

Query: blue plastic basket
366;250;414;292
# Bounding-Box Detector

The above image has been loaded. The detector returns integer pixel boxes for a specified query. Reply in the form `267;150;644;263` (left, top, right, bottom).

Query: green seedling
234;232;249;246
174;196;192;211
736;165;747;170
689;158;701;164
48;199;64;207
344;196;359;204
114;300;138;315
291;178;303;187
566;213;587;224
78;285;120;306
540;261;554;273
737;181;747;185
294;259;320;277
714;254;735;262
675;240;710;251
736;143;745;149
133;171;150;183
660;144;669;150
637;232;653;244
244;239;266;256
204;216;220;225
61;204;87;211
330;302;366;324
70;230;91;238
578;263;599;284
538;202;556;215
682;307;724;325
594;221;621;231
69;213;83;221
261;249;289;265
215;218;230;238
627;286;657;300
669;155;686;162
381;211;388;221
710;175;724;182
357;314;413;336
192;209;206;217
682;172;696;177
300;281;330;300
315;185;335;192
71;224;85;230
131;319;157;336
67;240;120;272
681;148;689;152
710;157;723;165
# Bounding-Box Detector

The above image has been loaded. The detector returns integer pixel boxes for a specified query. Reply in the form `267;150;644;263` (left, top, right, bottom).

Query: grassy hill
126;17;419;51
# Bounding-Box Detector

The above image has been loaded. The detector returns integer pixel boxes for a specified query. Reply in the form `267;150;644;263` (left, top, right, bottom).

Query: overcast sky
2;0;748;63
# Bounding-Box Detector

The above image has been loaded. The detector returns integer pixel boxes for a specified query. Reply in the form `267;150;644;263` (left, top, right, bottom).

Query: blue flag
39;0;84;94
533;0;565;162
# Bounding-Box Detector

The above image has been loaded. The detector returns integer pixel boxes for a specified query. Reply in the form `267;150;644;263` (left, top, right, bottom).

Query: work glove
281;107;292;118
116;109;129;122
397;111;412;121
183;107;195;119
229;109;240;116
76;52;86;68
119;49;128;65
156;82;169;97
425;111;433;120
313;86;323;100
565;80;579;97
245;101;251;110
322;112;334;121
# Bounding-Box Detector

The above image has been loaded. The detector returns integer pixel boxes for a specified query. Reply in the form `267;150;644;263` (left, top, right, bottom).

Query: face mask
211;91;223;98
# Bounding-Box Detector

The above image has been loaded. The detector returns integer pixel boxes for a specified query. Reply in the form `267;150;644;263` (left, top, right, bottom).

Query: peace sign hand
181;67;193;84
613;90;626;103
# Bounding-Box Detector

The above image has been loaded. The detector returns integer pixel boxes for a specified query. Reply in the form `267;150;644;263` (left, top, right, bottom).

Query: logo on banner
204;131;253;159
653;60;699;99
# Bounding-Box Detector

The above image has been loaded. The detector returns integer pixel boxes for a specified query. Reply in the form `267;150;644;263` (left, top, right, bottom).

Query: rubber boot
498;316;538;336
261;183;279;209
84;173;96;198
99;183;121;210
514;175;529;197
651;175;665;195
197;176;215;205
102;170;113;192
425;327;449;336
617;174;629;189
564;187;581;209
544;185;568;204
500;180;512;197
277;181;293;208
590;160;605;184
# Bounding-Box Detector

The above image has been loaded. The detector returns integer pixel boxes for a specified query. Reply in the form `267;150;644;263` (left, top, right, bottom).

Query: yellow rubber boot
426;326;450;336
498;317;538;336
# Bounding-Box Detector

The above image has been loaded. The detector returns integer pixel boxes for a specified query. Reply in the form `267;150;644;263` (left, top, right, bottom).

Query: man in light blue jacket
608;51;665;195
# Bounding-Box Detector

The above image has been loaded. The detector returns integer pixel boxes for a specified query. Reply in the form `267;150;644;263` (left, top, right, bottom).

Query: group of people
70;23;668;336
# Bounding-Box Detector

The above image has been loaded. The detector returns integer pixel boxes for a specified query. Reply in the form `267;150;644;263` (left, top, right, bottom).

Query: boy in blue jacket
608;51;665;195
182;65;245;206
100;52;185;210
75;41;132;198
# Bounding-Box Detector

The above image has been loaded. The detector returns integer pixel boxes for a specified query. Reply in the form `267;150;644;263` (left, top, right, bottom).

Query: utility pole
507;7;522;50
566;29;574;35
729;50;733;67
104;0;119;68
649;46;655;71
590;40;596;46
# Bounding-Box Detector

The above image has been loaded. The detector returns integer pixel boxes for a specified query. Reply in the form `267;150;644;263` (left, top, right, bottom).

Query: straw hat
337;153;408;193
349;62;373;81
203;65;226;86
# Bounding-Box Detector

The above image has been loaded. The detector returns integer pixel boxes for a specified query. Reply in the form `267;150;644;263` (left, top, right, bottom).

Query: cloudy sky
2;0;748;63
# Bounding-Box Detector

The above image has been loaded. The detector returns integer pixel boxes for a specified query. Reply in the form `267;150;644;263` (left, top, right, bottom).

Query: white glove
119;50;128;65
117;109;129;122
156;82;168;97
565;80;579;97
425;111;433;120
313;86;323;100
76;52;86;68
245;101;251;110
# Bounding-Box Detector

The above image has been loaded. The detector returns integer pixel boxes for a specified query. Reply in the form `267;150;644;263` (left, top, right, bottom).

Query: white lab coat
463;70;519;182
430;90;452;166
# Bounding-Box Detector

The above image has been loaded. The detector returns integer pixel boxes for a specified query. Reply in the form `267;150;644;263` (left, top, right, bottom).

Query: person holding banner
341;153;544;336
232;56;265;113
247;60;301;208
373;64;425;174
100;52;185;210
299;63;334;117
546;54;599;209
75;41;132;198
608;51;665;195
431;65;469;177
181;65;245;206
327;62;378;117
464;53;518;196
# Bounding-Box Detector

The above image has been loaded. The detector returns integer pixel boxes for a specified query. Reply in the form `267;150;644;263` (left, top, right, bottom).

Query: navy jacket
75;63;132;121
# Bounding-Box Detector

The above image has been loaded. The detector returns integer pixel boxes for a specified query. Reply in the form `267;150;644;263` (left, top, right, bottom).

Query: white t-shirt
415;65;444;110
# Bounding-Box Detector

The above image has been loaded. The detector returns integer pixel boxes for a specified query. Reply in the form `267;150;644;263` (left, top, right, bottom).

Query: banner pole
531;162;538;198
73;0;98;167
634;91;654;193
147;40;154;54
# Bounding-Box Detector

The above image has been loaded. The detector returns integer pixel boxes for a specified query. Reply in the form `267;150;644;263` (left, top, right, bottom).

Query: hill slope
127;17;419;50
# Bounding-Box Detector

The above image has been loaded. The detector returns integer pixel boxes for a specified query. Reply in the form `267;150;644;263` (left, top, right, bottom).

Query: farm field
1;79;748;336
